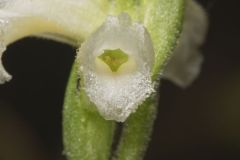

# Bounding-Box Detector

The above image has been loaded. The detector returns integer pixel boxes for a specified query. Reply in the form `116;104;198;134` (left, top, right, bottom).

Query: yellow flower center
98;49;128;72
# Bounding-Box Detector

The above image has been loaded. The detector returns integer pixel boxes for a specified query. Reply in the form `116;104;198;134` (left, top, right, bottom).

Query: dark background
0;0;240;160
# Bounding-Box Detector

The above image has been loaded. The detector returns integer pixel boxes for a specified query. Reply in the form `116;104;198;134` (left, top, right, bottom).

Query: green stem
114;95;157;160
63;62;116;160
111;1;185;159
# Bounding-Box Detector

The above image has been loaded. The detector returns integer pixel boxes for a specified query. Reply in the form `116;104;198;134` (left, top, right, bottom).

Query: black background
0;0;240;160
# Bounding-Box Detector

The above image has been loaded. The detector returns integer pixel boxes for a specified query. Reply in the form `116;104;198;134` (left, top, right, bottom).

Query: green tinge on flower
77;13;155;122
98;49;129;72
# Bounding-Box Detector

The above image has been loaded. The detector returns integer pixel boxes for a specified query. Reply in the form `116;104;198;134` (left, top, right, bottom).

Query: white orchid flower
0;0;207;122
78;13;155;121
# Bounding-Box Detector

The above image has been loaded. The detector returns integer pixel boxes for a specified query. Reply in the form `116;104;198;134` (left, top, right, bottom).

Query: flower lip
78;13;155;122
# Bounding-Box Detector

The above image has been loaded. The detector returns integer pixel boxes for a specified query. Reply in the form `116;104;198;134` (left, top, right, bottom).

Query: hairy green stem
113;95;157;160
111;1;185;159
63;63;116;160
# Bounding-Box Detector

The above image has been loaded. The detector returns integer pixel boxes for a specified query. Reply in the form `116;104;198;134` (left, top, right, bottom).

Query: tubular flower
78;13;155;122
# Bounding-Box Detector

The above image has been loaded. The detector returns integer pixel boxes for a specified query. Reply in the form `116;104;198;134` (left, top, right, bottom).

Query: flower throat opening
98;49;128;72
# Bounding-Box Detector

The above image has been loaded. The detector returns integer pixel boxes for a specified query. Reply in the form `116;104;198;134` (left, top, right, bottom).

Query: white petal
0;0;107;84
